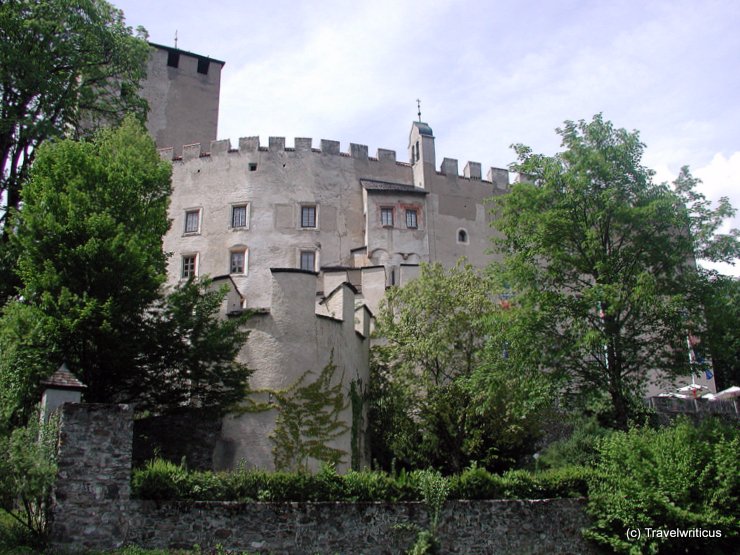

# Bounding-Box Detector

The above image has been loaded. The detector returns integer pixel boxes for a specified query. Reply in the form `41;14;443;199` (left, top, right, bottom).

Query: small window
197;58;210;75
181;254;197;279
405;209;418;229
184;209;200;234
230;250;246;274
381;207;394;227
167;51;180;68
248;163;258;172
300;250;316;272
231;205;248;228
301;205;316;228
457;229;469;244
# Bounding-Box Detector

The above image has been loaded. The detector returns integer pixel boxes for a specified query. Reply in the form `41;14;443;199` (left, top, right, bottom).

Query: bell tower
408;106;436;189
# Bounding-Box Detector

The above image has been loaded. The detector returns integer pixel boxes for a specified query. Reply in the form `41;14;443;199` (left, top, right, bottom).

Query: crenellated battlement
157;136;508;187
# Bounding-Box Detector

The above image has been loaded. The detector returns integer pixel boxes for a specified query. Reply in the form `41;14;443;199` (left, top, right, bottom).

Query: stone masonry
49;402;596;553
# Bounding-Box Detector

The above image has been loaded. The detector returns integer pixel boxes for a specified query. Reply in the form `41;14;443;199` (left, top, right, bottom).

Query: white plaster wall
216;271;369;472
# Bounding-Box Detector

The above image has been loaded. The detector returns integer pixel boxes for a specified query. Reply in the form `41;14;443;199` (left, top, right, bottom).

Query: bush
131;458;591;503
537;415;614;469
0;412;59;538
585;418;739;554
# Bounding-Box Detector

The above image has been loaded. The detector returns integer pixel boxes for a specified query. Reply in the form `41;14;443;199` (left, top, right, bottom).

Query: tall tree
0;118;250;429
0;0;150;302
494;114;739;428
369;262;550;473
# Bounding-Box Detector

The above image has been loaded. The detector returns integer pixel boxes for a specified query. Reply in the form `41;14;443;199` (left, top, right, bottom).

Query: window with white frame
381;207;394;227
405;209;418;229
301;205;317;228
184;209;200;234
181;254;197;278
300;250;316;271
230;249;247;274
231;204;248;228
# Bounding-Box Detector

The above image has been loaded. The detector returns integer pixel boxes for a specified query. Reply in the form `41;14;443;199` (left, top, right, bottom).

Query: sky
114;0;740;275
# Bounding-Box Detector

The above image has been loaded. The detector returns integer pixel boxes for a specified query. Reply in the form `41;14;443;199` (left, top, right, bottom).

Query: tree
0;0;150;303
0;118;250;429
494;114;740;428
369;261;551;473
0;0;149;226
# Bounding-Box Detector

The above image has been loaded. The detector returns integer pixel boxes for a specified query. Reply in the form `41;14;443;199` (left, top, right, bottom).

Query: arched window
457;229;468;244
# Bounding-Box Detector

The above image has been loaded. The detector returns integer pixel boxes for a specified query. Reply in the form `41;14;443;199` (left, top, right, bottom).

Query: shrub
131;458;189;500
537;415;614;469
585;418;739;554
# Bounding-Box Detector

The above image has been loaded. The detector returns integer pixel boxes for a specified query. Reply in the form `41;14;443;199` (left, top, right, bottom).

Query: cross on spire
174;30;178;48
416;98;422;122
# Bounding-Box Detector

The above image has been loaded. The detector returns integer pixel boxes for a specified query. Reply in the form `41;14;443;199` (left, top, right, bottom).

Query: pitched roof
41;363;87;390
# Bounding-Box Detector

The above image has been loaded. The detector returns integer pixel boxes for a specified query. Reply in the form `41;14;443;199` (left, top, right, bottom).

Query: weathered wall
50;403;596;554
647;395;739;426
50;403;134;552
127;498;595;554
140;43;223;155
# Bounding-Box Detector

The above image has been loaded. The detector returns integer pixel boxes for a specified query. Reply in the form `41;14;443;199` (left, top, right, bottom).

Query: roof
360;179;428;195
149;42;226;66
413;121;434;136
41;363;87;390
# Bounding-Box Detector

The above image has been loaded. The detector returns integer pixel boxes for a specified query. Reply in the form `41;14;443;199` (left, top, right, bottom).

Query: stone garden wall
49;403;596;553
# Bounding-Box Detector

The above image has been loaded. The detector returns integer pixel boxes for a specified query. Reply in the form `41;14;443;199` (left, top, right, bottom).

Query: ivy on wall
349;378;366;470
242;356;349;472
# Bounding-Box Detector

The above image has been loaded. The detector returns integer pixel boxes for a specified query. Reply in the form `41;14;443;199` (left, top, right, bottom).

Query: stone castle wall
49;403;596;553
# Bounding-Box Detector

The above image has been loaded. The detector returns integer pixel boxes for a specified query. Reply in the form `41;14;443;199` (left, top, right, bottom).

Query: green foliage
586;418;739;554
0;412;59;538
537;415;615;469
0;0;150;239
495;114;740;429
0;119;251;428
131;457;589;504
250;357;348;472
370;261;551;473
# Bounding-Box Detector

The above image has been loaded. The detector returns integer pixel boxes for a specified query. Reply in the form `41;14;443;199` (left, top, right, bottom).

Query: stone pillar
49;403;134;551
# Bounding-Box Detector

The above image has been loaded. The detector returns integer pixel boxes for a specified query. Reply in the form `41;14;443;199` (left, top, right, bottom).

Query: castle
136;42;511;471
138;43;714;471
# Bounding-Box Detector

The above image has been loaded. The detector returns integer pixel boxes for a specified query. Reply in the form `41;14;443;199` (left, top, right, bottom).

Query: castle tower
408;121;436;188
139;43;225;155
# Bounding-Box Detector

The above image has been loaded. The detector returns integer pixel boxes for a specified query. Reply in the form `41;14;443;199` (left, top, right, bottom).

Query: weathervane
174;30;178;48
416;99;422;122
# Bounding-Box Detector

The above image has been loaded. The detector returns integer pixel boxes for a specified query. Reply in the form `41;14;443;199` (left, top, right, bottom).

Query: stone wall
646;396;740;426
50;403;596;553
127;498;594;554
49;403;134;551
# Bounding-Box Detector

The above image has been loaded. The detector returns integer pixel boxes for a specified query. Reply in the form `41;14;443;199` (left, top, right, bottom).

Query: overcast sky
114;0;740;275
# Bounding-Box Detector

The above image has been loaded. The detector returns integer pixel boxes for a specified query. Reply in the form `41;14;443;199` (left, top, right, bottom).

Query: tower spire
174;30;178;48
416;98;422;122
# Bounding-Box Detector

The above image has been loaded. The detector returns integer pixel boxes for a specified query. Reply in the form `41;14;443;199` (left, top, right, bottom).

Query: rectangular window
248;163;258;172
381;207;394;227
231;205;248;228
301;205;316;228
197;58;210;75
230;251;246;274
406;209;418;229
167;51;180;68
300;250;316;272
184;209;200;233
181;254;197;279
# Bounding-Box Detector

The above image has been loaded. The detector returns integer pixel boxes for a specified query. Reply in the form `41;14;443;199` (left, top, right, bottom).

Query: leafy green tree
0;0;149;227
696;272;740;390
586;419;739;554
369;262;551;473
0;118;250;429
494;114;740;428
0;0;150;303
